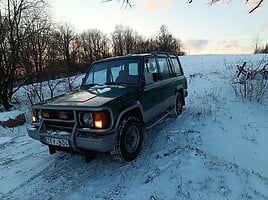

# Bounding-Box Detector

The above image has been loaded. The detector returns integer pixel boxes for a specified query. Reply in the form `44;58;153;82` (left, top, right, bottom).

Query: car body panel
28;52;188;155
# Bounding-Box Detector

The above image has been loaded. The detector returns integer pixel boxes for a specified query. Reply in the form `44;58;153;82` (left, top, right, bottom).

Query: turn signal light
32;110;38;123
94;111;108;129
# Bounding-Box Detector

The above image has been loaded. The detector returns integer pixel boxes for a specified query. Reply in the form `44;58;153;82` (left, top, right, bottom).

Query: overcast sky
51;0;268;55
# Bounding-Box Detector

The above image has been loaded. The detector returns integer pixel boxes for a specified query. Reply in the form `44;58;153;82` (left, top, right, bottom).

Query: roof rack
151;51;177;56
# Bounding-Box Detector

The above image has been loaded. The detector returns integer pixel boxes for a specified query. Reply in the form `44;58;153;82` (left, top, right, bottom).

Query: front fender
114;102;144;130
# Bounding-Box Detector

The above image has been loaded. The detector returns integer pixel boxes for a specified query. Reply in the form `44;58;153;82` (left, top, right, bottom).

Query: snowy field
0;54;268;200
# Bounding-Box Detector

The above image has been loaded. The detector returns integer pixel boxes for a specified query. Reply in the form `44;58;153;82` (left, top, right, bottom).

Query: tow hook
85;151;97;163
49;146;56;155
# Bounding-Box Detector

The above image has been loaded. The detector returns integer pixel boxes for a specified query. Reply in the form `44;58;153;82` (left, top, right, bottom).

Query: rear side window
170;57;182;75
144;57;161;84
157;57;170;80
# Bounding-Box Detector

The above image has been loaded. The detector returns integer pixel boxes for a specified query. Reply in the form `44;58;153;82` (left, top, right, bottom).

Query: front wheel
111;116;144;162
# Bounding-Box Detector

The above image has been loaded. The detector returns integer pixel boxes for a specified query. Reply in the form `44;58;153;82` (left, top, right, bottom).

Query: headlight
80;112;93;128
79;111;110;129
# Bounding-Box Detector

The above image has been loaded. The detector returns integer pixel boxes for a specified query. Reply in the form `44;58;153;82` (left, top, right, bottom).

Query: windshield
81;58;141;89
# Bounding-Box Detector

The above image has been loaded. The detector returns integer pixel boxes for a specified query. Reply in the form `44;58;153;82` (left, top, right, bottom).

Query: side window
86;66;107;85
115;62;140;84
144;57;160;84
170;57;182;75
111;65;122;81
129;63;138;75
157;57;170;80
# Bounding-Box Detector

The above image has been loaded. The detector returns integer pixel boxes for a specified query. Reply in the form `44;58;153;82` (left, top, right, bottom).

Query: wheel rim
124;125;140;153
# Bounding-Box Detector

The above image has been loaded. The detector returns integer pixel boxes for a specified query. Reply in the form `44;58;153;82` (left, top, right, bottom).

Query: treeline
254;43;268;54
0;0;183;110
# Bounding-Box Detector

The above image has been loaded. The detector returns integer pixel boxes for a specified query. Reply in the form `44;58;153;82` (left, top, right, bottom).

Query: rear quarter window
170;57;183;75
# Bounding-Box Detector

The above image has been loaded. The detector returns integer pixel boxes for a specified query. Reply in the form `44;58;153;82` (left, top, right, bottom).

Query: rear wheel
174;94;183;117
111;116;144;162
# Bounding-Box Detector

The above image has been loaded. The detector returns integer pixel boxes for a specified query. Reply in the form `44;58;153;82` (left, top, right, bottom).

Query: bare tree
80;32;93;65
123;26;143;54
112;25;125;55
189;0;264;13
111;25;143;55
108;0;264;13
80;29;110;66
44;29;65;79
56;23;75;91
102;0;133;8
130;34;147;54
246;0;264;13
0;0;48;110
156;25;182;54
22;12;52;79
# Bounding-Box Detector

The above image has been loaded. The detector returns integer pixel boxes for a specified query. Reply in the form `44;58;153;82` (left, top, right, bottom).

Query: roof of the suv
92;52;178;64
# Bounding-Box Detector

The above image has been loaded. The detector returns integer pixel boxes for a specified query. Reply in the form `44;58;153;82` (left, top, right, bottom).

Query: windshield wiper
105;82;127;87
82;83;103;87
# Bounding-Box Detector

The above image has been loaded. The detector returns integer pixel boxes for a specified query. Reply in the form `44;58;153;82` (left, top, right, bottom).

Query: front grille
41;110;76;132
45;121;75;131
42;110;74;120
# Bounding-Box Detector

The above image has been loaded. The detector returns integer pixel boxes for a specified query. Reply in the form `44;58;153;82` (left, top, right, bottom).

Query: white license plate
43;137;69;147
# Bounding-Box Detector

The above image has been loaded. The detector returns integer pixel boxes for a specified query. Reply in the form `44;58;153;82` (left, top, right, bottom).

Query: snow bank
0;54;267;200
0;110;23;122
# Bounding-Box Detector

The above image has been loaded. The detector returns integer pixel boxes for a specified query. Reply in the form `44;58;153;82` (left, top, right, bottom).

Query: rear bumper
184;89;188;97
27;126;116;152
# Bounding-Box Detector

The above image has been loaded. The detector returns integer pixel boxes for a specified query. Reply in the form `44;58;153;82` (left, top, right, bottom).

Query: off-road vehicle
28;52;188;161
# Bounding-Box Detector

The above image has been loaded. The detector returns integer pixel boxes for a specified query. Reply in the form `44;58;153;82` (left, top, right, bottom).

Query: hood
37;87;134;108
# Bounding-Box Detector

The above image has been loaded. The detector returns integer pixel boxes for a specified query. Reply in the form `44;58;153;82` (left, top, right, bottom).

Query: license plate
43;137;69;147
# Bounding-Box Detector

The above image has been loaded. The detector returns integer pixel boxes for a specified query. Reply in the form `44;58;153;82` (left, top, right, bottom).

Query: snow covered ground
0;54;267;200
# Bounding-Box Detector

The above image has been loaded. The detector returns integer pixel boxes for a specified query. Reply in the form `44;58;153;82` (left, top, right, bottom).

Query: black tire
175;94;183;117
111;116;144;162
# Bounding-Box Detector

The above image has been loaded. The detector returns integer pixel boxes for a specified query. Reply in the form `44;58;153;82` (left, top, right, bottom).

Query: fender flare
115;102;144;130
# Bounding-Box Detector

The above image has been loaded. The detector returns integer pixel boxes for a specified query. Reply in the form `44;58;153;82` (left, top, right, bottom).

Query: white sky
51;0;268;55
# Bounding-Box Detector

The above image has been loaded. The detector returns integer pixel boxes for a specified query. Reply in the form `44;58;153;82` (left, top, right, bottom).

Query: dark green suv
28;52;188;161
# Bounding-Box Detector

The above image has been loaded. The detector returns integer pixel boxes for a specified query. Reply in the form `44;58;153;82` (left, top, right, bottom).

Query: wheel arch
176;87;185;106
115;103;144;130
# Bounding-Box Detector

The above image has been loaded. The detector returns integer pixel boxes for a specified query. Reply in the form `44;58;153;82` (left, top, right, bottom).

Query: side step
145;109;174;130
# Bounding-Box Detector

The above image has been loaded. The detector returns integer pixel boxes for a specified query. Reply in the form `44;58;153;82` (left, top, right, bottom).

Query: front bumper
27;126;116;152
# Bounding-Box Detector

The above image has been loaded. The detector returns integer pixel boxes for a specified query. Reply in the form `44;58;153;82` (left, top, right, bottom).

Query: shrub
231;61;268;102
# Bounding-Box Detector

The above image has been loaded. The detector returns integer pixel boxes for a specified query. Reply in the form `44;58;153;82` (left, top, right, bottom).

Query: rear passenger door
155;56;176;113
140;56;163;123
